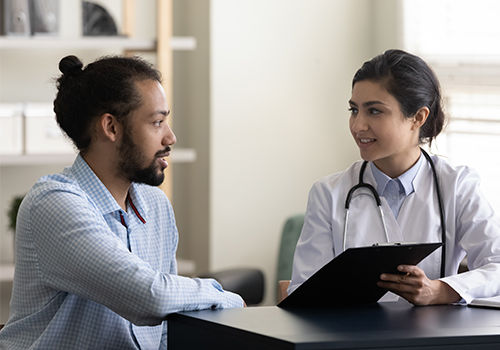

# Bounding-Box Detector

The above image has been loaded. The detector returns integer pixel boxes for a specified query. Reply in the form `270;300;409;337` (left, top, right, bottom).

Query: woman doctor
288;49;500;305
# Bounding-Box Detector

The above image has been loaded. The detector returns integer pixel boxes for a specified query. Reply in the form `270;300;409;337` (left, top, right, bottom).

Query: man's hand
377;265;461;305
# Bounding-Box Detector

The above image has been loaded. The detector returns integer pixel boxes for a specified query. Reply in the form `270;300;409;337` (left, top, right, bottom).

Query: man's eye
369;108;381;115
153;120;163;127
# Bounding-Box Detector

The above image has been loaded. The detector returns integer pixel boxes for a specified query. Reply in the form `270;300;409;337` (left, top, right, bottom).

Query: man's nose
164;124;177;146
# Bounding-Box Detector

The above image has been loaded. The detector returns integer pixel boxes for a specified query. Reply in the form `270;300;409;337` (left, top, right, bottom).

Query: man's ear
412;106;430;130
98;113;122;142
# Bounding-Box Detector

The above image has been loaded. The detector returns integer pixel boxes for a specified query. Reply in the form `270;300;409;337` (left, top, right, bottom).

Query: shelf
0;148;197;166
0;36;196;51
0;264;14;282
0;153;76;166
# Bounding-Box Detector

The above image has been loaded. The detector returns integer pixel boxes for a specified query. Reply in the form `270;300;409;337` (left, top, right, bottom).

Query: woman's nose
350;113;369;133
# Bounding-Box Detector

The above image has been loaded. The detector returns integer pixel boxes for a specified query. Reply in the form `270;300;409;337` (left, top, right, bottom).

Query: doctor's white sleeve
439;167;500;303
288;181;336;295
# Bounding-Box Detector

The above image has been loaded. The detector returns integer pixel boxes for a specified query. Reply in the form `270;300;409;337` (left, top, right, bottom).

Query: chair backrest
200;267;265;306
276;214;304;292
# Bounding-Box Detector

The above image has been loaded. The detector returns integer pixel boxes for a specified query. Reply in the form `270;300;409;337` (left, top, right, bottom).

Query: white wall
210;0;377;304
170;0;212;271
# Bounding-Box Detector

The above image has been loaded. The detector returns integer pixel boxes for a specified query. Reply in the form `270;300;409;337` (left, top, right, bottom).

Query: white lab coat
289;155;500;303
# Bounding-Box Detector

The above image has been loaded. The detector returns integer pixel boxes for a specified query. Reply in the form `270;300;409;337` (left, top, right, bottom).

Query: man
0;55;244;349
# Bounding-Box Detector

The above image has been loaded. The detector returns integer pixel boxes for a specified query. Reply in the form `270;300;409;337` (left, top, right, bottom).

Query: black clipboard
278;242;442;308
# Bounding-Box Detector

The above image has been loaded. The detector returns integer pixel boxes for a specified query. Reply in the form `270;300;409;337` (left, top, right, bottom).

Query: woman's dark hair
54;55;161;152
352;49;445;145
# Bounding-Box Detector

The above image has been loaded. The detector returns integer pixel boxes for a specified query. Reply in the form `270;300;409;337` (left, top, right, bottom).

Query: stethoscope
343;148;446;278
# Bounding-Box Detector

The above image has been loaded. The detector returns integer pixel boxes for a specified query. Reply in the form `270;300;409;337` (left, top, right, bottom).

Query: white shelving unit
0;0;196;263
0;36;196;51
0;265;15;282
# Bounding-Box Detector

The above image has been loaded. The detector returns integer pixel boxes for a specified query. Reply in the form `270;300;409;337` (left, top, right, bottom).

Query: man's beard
118;129;166;186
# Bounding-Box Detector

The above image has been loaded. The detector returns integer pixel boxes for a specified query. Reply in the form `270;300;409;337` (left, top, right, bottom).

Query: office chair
200;267;265;306
275;214;304;302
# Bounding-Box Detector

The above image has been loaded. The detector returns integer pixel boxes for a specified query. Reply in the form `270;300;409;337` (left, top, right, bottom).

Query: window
403;0;500;211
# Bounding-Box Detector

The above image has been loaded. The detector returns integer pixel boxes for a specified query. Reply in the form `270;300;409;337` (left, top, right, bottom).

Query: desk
168;301;500;349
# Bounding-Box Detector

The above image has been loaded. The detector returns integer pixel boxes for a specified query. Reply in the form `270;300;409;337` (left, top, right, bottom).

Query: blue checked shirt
0;154;243;350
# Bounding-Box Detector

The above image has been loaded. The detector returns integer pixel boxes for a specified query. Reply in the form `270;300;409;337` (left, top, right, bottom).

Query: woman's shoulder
432;155;478;182
312;161;365;192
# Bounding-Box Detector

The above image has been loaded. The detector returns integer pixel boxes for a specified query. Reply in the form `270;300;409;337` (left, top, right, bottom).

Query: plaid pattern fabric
0;155;243;350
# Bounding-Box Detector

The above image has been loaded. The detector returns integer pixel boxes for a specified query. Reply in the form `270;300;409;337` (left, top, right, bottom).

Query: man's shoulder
28;171;85;202
33;171;79;191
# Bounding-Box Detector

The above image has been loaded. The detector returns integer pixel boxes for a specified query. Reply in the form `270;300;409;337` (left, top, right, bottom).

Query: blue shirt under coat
370;153;424;218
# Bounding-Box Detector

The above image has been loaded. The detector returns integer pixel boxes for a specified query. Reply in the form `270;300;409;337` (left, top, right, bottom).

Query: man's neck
81;152;130;211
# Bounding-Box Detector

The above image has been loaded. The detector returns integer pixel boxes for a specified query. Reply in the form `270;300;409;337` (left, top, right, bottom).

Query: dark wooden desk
168;301;500;349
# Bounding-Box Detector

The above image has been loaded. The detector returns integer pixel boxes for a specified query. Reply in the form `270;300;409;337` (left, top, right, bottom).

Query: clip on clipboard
278;242;442;308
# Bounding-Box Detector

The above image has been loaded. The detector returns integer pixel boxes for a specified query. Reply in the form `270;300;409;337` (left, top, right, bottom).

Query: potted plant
7;195;24;242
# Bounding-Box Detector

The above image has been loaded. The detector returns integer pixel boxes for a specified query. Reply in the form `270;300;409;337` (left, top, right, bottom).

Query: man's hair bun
58;55;83;76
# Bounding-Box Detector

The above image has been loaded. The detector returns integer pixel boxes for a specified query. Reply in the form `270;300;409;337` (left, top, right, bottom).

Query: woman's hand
377;265;461;305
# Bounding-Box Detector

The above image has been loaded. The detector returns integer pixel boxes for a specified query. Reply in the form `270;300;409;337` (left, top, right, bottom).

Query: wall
371;0;403;53
171;0;211;273
209;0;382;305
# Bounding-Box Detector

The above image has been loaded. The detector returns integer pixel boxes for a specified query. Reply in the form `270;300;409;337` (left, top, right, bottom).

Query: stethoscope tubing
421;149;447;278
343;184;390;251
343;148;446;278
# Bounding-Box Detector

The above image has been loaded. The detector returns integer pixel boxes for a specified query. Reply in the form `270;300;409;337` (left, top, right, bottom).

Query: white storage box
24;102;74;154
0;103;23;155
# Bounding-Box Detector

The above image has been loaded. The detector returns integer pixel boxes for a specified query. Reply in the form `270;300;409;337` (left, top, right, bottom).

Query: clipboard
278;242;442;308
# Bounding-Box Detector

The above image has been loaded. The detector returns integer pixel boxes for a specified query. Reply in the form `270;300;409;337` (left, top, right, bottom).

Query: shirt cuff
210;279;245;308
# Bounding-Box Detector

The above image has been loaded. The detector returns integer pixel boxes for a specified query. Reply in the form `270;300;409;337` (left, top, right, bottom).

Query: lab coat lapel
398;160;441;242
395;159;442;279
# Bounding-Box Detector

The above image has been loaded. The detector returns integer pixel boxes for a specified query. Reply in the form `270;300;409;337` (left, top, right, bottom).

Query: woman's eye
369;108;381;115
348;107;358;115
153;120;163;127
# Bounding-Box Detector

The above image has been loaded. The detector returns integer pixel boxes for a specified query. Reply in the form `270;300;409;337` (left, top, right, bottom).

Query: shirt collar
71;154;121;215
70;154;148;222
128;183;149;223
369;152;424;196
